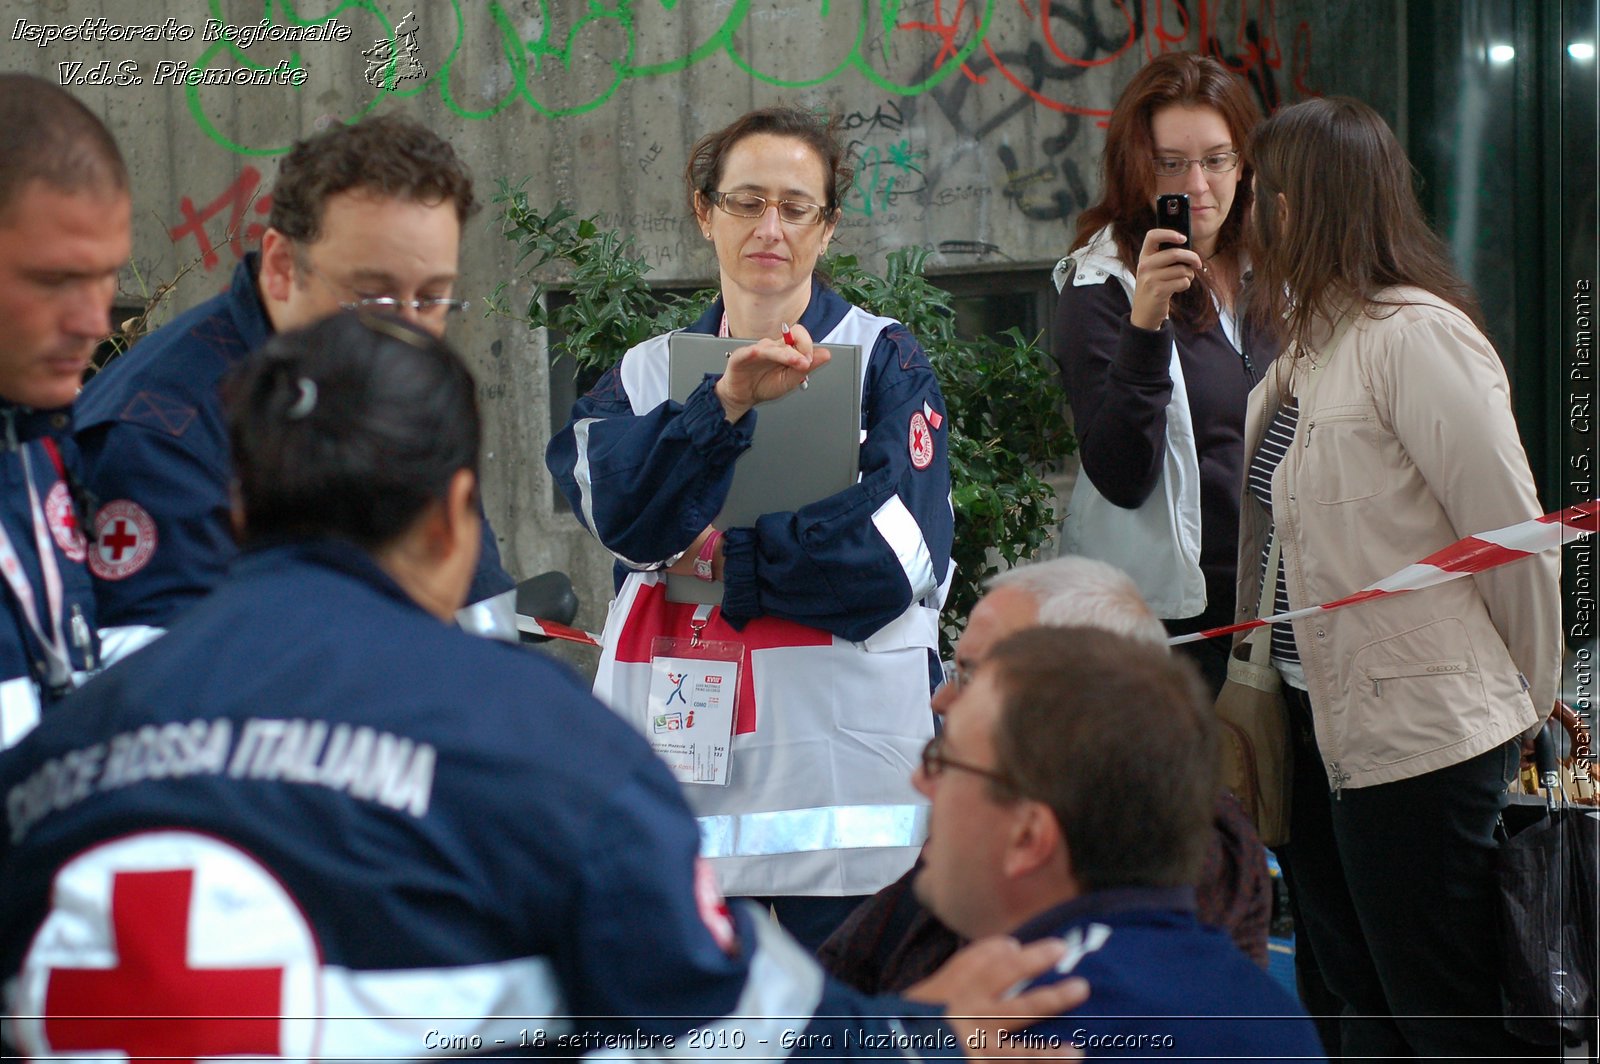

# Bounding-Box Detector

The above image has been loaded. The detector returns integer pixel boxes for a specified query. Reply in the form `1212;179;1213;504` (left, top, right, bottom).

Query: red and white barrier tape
1169;500;1599;646
519;501;1599;651
516;614;601;647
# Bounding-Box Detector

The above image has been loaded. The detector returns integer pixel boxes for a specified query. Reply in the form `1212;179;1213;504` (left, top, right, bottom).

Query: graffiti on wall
171;0;1317;269
183;0;1313;148
167;166;273;271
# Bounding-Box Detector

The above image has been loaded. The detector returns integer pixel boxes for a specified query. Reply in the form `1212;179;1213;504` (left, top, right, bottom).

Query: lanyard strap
38;436;68;481
0;435;73;691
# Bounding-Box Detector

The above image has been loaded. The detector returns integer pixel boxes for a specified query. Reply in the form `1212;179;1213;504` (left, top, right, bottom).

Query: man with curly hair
75;117;512;661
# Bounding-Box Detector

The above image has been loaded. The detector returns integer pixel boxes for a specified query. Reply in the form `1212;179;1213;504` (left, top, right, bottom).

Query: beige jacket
1236;288;1560;790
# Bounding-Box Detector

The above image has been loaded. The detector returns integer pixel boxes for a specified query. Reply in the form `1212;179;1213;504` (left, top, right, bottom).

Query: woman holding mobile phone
1050;53;1264;693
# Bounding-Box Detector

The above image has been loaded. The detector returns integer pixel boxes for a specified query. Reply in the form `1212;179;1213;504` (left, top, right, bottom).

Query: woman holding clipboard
546;106;953;950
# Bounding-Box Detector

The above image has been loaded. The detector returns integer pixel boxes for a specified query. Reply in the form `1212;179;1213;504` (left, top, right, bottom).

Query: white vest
593;307;941;897
1052;228;1239;619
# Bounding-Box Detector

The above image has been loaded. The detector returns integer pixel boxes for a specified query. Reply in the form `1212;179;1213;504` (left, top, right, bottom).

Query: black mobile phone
1156;193;1191;251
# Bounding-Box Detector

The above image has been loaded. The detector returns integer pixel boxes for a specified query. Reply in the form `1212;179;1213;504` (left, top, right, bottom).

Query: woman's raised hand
1129;228;1205;331
713;323;832;422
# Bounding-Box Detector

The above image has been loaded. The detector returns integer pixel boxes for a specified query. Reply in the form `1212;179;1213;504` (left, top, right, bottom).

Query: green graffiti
181;0;996;154
844;138;927;217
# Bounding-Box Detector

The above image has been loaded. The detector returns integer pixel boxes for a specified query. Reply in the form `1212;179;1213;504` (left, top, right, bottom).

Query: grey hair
986;556;1168;648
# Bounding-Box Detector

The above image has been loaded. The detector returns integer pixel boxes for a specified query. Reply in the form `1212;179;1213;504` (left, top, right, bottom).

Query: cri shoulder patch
89;500;158;581
908;411;935;470
44;482;87;563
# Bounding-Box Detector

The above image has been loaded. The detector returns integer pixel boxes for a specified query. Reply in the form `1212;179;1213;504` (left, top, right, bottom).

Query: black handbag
1496;711;1600;1046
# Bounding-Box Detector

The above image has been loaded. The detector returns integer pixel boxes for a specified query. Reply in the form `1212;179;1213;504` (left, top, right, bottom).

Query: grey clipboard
665;332;862;605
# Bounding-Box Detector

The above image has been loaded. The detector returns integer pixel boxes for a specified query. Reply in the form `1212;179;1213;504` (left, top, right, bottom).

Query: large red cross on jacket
43;868;284;1061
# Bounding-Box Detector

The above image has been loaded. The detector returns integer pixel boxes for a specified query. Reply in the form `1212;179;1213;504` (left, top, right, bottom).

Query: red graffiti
898;0;992;85
168;167;273;271
907;0;1315;125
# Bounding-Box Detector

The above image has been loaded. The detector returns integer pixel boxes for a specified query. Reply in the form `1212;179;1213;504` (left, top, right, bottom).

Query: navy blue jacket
1015;887;1324;1062
0;539;951;1056
0;402;97;709
546;282;953;641
75;257;512;632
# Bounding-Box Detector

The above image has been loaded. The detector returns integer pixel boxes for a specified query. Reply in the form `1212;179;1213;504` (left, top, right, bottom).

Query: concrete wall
1;0;1405;658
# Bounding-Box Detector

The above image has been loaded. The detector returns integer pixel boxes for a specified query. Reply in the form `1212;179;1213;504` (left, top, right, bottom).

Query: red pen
782;323;808;389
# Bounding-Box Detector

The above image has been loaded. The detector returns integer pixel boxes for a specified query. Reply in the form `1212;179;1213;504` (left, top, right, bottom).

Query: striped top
1247;400;1300;664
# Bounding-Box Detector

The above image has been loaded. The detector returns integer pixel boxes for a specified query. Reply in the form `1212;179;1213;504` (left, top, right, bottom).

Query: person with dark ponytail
227;311;483;609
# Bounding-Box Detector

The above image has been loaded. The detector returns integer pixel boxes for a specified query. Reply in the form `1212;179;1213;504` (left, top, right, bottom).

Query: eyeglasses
707;189;830;226
1151;151;1240;177
940;659;974;693
296;256;469;320
340;295;470;318
920;733;1019;792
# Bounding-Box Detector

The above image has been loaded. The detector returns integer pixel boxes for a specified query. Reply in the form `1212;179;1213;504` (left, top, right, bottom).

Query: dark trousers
1165;605;1234;698
1276;686;1532;1062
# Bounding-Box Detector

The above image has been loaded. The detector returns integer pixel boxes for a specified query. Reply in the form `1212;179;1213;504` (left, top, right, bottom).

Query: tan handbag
1214;533;1292;847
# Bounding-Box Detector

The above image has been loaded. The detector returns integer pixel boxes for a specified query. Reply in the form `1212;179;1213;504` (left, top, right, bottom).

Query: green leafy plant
495;180;1075;652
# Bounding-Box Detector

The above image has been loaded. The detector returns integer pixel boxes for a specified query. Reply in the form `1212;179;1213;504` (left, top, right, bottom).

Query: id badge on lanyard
0;438;77;702
647;604;743;786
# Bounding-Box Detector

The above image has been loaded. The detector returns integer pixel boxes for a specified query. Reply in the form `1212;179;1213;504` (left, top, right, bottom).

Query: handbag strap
1244;532;1282;667
1288;308;1357;400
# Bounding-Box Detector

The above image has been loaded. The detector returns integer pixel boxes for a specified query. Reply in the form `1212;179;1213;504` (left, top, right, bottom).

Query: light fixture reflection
1570;42;1596;61
1489;43;1516;63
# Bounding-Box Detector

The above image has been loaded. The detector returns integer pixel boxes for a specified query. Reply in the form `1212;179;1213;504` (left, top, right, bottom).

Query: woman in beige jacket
1240;97;1560;1059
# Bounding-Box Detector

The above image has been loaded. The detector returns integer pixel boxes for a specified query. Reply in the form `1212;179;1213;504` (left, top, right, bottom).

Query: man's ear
1002;800;1064;881
258;228;298;305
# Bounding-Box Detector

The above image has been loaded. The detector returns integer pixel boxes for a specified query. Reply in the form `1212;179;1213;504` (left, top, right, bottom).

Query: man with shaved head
0;73;131;746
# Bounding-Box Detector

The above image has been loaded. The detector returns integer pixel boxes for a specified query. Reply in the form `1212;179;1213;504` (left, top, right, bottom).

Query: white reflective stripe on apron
697;803;929;859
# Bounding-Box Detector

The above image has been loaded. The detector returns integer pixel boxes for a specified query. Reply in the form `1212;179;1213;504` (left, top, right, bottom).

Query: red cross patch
11;831;319;1059
44;482;86;563
89;500;158;581
909;411;935;470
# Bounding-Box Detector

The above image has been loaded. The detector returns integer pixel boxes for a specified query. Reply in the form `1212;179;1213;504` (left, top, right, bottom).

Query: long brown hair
1071;52;1261;322
1247;96;1484;355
